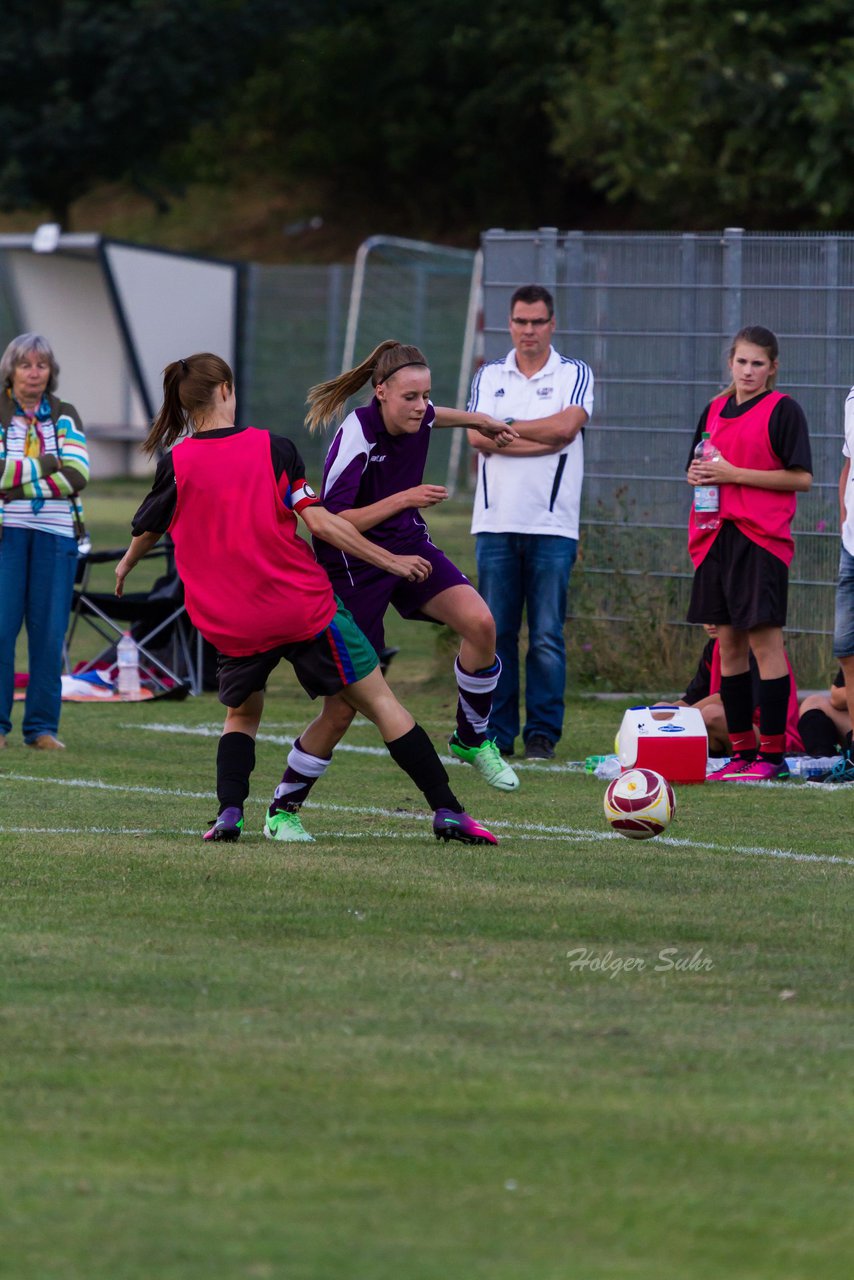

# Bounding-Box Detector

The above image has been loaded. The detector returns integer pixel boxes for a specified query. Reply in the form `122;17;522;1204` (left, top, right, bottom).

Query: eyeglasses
510;316;552;328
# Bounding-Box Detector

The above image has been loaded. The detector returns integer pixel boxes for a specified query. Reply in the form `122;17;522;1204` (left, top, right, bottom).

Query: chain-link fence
481;229;854;686
3;228;851;684
240;239;475;482
238;262;353;479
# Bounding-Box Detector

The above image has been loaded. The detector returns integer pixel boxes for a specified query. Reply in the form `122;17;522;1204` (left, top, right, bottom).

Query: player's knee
321;696;358;734
702;704;726;732
798;693;828;716
465;607;496;653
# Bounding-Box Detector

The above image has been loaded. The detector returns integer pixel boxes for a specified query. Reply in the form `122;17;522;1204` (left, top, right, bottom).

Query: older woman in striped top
0;333;89;750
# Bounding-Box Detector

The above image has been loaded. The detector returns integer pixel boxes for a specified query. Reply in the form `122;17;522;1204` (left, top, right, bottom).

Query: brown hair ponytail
143;353;234;455
305;340;428;433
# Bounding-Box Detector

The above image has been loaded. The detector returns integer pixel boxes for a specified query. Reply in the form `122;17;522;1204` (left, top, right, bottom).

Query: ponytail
143;353;234;456
305;340;428;433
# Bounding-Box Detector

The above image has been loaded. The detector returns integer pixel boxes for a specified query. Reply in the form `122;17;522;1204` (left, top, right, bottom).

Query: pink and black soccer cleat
712;757;789;782
708;755;756;781
203;806;245;841
433;808;498;845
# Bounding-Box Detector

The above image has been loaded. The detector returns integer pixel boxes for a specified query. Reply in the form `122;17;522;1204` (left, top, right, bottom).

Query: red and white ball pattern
603;768;675;840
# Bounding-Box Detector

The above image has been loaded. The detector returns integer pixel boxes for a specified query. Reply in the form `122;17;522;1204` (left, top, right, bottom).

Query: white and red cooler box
617;705;708;784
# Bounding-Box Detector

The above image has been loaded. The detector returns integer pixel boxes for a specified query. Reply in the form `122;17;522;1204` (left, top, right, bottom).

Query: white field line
127;722;586;771
0;826;625;843
131;721;387;756
1;771;852;865
0;825;201;836
124;724;837;785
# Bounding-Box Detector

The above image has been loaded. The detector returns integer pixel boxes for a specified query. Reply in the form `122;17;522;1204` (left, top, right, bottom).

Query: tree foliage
0;0;280;226
240;0;584;233
548;0;854;227
1;0;852;235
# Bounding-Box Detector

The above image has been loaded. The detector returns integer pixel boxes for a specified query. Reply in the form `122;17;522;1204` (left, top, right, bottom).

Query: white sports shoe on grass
448;733;520;791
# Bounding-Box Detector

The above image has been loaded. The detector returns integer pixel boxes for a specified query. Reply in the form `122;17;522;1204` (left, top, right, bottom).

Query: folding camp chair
65;542;205;696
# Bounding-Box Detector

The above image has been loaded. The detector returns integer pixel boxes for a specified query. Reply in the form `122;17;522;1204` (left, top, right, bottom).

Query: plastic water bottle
594;755;622;780
693;432;721;530
585;754;610;773
116;631;141;700
787;755;838;779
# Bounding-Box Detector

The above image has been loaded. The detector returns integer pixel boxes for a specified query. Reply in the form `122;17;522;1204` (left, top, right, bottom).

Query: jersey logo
536;386;553;398
494;387;505;397
370;454;387;463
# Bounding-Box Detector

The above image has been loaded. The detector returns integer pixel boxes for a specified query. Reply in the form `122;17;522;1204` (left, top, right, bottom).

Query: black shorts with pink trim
327;541;470;654
687;521;789;631
216;598;378;707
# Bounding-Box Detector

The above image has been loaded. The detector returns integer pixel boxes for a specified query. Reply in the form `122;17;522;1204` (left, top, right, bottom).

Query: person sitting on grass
115;353;498;848
658;623;803;757
797;668;852;761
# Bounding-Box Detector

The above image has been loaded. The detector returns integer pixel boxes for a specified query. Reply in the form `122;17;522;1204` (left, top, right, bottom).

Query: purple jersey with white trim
314;396;435;573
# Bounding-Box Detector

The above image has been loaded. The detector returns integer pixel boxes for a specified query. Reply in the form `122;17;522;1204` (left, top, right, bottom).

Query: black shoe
524;734;555;760
496;744;515;758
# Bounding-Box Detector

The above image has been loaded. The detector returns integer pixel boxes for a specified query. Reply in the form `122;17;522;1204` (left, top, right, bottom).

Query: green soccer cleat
448;733;520;791
263;806;315;842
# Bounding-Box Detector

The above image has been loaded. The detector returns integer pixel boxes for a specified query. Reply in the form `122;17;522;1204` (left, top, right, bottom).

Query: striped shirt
0;393;89;539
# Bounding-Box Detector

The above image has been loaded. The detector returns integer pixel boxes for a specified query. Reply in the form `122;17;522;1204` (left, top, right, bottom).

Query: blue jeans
833;545;854;658
475;532;578;750
0;526;78;741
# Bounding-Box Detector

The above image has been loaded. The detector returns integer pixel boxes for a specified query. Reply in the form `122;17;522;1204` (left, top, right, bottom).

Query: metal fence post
680;234;698;427
535;227;559;292
325;264;344;378
824;237;839;435
722;226;744;341
563;230;584;340
238;261;258;427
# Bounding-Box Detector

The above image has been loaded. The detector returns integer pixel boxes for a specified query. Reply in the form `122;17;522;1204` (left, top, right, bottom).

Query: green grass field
1;487;851;1279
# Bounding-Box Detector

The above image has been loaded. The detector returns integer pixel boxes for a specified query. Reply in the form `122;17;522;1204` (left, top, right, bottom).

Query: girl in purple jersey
277;340;521;803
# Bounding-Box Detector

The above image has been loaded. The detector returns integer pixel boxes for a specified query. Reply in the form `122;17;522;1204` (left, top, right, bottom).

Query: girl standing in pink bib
686;325;812;781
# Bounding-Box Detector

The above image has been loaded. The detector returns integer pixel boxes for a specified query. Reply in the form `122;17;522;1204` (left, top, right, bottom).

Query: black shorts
687;521;789;631
216;600;378;708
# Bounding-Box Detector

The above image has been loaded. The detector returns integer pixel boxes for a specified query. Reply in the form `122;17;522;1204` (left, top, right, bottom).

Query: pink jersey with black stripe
168;427;335;656
689;391;798;567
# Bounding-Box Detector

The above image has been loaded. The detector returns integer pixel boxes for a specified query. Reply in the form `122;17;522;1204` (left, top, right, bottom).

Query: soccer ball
603;768;675;840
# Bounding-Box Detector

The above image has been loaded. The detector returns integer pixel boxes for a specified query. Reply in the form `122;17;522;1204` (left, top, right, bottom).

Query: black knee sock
385;723;463;813
719;670;756;758
757;674;790;762
216;731;256;811
798;709;841;758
